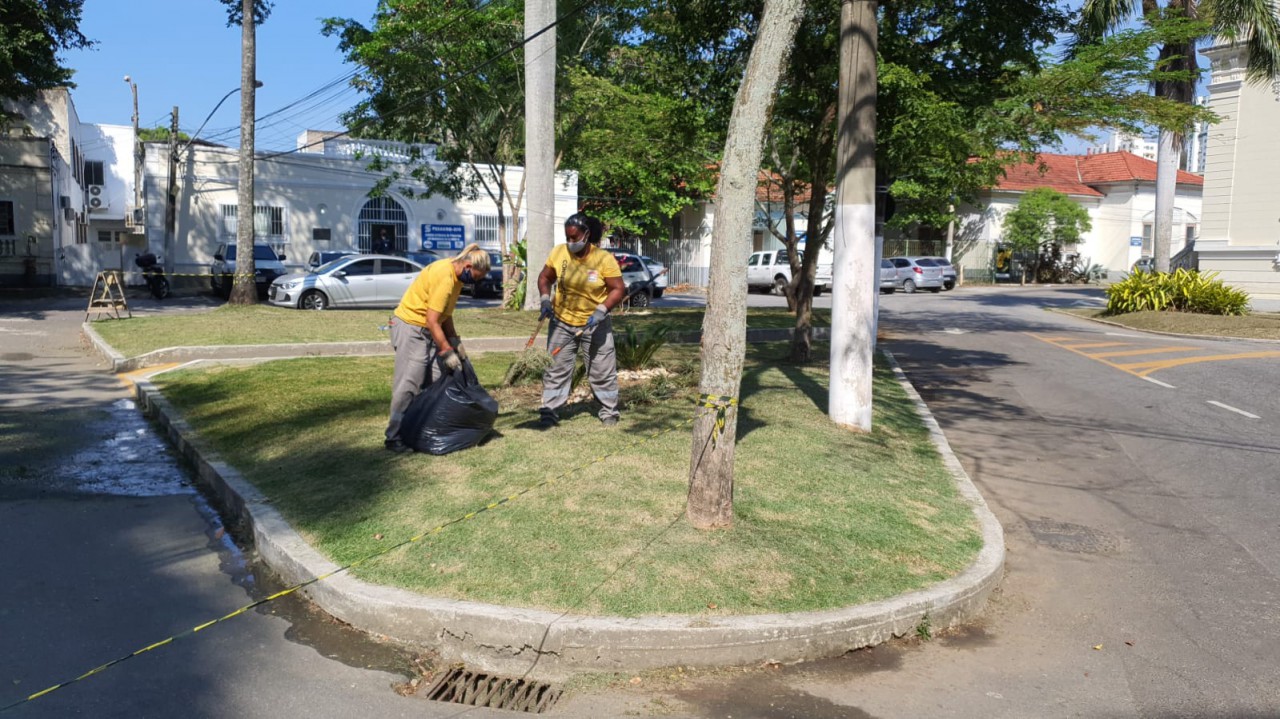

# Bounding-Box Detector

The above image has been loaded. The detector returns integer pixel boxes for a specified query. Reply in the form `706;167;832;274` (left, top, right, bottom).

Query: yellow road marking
1029;333;1280;379
117;363;182;388
1115;351;1280;376
1058;342;1132;350
1090;346;1200;359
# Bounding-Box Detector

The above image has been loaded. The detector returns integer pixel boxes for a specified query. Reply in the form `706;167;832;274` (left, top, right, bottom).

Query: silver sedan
268;254;426;310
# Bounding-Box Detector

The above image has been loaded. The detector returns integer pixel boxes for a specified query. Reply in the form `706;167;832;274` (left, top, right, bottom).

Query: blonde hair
453;243;491;276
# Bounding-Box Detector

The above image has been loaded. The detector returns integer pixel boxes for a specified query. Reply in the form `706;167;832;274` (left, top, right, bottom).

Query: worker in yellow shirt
384;243;491;453
537;213;626;428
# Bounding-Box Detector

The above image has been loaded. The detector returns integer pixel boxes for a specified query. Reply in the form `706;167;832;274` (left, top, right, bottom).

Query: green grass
1063;308;1280;340
92;305;827;358
152;343;979;617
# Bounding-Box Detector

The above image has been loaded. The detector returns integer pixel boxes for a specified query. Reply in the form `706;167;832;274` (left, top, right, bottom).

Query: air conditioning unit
131;207;145;226
64;207;75;222
86;185;105;211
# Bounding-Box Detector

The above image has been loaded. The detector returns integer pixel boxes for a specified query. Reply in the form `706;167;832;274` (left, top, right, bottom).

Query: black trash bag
400;359;498;455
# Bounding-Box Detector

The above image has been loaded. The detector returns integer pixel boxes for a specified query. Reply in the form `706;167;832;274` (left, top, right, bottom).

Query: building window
220;204;287;240
0;201;14;236
474;214;524;251
84;160;105;186
1185;224;1197;245
1141;223;1153;255
97;230;117;243
357;196;408;252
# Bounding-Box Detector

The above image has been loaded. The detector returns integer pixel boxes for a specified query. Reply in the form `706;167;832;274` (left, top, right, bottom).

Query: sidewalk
90;328;1005;681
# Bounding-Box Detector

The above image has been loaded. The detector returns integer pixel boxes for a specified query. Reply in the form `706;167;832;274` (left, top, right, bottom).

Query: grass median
152;343;980;616
93;304;828;359
1063;308;1280;340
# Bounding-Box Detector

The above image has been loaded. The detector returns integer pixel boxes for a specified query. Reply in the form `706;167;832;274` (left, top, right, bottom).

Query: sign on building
421;224;465;251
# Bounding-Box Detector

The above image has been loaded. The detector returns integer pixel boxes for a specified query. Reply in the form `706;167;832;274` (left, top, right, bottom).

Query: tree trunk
229;0;258;305
828;0;877;432
1152;128;1180;273
688;0;805;530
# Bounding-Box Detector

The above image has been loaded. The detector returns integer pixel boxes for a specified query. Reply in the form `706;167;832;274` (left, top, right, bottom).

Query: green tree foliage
137;126;191;143
218;0;272;26
0;0;92;103
1001;187;1092;283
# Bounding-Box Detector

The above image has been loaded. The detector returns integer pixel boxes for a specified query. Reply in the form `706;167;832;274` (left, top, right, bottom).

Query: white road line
1106;332;1144;338
1142;376;1176;389
1207;401;1260;419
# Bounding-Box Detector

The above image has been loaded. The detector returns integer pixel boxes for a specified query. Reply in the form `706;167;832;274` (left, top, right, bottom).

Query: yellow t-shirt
393;258;462;328
547;244;622;326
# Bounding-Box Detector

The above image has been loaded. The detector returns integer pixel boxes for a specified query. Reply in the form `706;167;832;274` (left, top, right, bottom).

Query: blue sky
63;0;378;152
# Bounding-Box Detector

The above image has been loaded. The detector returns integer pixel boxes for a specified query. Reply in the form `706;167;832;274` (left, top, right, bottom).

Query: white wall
143;144;578;277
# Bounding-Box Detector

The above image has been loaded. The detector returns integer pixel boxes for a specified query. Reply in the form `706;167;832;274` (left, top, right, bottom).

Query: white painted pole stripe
1207;401;1260;419
1142;376;1176;389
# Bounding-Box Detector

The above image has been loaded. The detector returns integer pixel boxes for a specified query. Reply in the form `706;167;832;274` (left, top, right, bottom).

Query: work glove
585;304;608;330
539;294;554;321
439;348;462;373
448;336;467;360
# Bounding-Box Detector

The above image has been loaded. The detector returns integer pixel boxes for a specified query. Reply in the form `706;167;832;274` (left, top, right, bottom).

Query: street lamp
182;80;263;156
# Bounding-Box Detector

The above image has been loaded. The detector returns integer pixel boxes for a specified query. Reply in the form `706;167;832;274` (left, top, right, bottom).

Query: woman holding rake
536;213;625;428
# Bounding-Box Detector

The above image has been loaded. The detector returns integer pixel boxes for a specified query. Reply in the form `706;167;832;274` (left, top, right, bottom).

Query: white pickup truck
746;247;832;295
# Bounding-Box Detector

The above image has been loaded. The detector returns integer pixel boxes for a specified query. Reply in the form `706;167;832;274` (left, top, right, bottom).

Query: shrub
1105;269;1250;316
615;322;672;370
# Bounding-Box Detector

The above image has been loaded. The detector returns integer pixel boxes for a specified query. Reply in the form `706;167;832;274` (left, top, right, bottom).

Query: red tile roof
992;151;1202;196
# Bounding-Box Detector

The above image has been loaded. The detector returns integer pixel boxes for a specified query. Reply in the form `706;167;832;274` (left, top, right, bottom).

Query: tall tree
1078;0;1280;272
220;0;272;305
688;0;805;530
1001;187;1093;283
0;0;92;103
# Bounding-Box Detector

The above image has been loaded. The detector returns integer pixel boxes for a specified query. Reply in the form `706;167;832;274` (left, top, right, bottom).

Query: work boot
601;416;619;427
384;438;412;453
537;413;559;429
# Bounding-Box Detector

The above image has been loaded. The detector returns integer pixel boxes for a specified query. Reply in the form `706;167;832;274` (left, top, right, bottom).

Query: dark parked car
463;251;504;298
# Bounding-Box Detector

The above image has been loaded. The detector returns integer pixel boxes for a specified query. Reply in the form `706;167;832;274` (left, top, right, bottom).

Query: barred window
474;214;524;251
221;204;286;239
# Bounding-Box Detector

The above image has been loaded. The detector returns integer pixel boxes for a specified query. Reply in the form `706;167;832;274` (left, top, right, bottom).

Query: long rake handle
524;316;547;351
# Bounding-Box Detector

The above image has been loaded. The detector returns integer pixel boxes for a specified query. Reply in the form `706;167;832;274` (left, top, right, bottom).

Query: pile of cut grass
152;343;979;617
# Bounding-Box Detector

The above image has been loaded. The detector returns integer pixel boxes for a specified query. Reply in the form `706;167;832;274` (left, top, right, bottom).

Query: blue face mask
460;269;474;283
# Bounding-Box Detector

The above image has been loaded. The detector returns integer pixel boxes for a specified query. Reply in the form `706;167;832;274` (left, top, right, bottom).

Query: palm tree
1078;0;1280;273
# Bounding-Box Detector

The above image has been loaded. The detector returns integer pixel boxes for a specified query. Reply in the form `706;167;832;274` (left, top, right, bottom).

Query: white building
142;131;578;285
1196;39;1280;300
952;151;1203;278
0;88;142;287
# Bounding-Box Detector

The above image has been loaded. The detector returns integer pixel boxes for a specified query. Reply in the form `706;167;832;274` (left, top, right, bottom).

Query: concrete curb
131;347;1003;681
84;324;832;373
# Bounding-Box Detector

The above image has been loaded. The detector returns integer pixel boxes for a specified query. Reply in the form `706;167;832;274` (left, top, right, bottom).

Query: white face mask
567;240;587;253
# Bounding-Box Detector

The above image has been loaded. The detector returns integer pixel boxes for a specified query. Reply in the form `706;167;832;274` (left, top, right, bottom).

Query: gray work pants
385;316;443;442
540;317;619;421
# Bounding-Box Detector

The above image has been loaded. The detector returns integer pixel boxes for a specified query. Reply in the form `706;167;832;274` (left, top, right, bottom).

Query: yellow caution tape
696;394;739;449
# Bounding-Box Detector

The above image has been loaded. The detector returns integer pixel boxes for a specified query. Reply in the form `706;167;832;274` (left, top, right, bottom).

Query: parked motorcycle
134;252;170;300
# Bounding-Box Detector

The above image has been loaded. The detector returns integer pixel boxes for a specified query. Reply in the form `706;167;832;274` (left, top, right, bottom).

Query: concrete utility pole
828;0;878;432
523;0;555;309
164;106;179;275
230;0;258;304
124;76;141;217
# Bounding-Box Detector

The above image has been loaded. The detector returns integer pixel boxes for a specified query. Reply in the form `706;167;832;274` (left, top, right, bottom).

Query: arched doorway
357;196;409;253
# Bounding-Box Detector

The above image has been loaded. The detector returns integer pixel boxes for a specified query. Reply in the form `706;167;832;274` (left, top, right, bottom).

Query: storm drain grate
424;667;561;713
